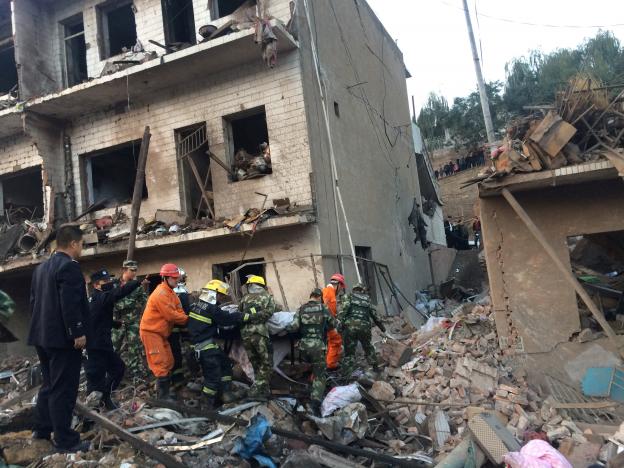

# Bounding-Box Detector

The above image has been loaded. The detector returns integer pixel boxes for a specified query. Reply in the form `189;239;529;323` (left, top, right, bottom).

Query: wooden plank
0;385;40;410
529;111;577;157
271;261;289;310
186;155;215;219
206;151;234;177
501;189;624;358
74;402;185;468
551;401;618;410
127;126;151;261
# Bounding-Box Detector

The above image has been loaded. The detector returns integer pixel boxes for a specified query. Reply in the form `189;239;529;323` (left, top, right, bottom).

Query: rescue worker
85;269;147;409
113;260;149;380
338;283;386;378
0;289;16;341
322;273;345;370
171;268;190;388
188;280;246;409
239;275;276;401
139;264;189;401
288;288;336;415
27;225;90;453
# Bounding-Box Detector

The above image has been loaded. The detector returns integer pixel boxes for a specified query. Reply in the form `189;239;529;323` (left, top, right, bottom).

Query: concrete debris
0;299;621;467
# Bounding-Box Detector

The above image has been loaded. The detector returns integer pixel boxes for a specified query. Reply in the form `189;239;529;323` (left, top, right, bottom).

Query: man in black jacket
188;279;244;409
27;225;90;453
85;268;147;409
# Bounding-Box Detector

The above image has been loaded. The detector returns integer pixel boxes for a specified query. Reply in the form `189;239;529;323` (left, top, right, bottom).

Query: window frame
97;0;137;60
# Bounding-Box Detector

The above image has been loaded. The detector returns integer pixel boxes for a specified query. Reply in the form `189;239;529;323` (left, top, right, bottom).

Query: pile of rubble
1;299;623;467
0;198;309;265
472;75;624;186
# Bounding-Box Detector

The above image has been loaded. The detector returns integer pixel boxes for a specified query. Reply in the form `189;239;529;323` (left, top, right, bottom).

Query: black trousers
35;346;82;449
169;332;184;384
198;348;233;396
85;348;125;395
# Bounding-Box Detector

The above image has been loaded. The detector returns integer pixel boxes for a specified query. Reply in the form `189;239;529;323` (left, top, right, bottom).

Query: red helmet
160;263;180;278
330;273;345;286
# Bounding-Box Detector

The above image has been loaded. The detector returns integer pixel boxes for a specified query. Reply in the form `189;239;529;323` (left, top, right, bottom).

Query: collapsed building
0;0;445;354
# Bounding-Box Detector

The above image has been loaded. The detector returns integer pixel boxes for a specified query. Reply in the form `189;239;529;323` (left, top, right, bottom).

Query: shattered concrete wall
68;49;311;221
480;179;624;355
297;0;432;295
12;0;61;99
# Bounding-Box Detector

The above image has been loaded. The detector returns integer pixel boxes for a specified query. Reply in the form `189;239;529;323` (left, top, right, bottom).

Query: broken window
81;140;147;209
355;246;377;302
568;231;624;330
175;123;214;219
62;14;88;87
162;0;196;46
0;167;44;223
99;2;137;58
213;258;265;295
224;106;271;182
210;0;252;19
0;2;18;96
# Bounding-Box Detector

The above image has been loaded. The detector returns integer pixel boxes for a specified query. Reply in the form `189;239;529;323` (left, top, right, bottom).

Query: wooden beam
0;385;40;411
206;151;234;176
501;188;624;357
186;155;215;219
74;402;185;468
271;261;289;310
127;126;151;261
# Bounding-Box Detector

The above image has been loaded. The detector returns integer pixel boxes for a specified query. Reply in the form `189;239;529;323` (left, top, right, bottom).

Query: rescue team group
26;225;387;453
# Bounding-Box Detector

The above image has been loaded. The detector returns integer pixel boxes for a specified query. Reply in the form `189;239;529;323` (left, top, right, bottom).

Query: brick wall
0;136;42;176
69;49;311;220
19;0;293;93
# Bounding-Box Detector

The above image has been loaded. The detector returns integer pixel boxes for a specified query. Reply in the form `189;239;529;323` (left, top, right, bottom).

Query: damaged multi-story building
0;0;444;354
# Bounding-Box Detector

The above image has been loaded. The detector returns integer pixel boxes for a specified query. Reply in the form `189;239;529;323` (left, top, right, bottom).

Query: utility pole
462;0;496;148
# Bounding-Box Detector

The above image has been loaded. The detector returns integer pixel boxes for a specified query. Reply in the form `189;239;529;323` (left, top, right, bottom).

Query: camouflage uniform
338;286;385;377
289;298;336;403
113;286;148;380
239;288;276;398
0;290;15;322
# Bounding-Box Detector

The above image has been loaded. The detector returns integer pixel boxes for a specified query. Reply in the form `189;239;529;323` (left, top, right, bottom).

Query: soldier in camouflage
338;283;386;377
288;288;336;414
0;289;15;322
0;289;16;341
239;275;276;400
112;260;149;380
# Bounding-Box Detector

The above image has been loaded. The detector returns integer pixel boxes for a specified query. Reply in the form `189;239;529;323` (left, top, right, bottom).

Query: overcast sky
366;0;624;116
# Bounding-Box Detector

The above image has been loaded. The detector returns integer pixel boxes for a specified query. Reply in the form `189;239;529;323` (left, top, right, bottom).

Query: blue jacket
28;252;89;349
88;281;141;350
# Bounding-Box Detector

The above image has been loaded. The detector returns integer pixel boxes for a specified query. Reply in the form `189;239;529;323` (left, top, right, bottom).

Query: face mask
101;282;115;292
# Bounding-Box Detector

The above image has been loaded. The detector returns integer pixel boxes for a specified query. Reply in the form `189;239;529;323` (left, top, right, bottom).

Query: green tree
417;92;450;148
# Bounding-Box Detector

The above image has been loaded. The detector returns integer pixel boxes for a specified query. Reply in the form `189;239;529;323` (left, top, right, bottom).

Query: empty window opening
211;0;253;19
175;123;214;219
62;14;88;87
334;101;340;117
568;231;624;330
99;2;137;59
0;167;44;223
225;107;271;182
81;140;147;209
355;246;377;302
162;0;196;46
212;258;265;297
0;2;17;97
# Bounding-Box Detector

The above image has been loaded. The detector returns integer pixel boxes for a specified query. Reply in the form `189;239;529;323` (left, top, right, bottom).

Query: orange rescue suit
323;284;342;369
140;282;189;378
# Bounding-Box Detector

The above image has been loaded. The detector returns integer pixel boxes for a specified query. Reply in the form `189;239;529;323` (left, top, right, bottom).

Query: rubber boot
157;377;176;402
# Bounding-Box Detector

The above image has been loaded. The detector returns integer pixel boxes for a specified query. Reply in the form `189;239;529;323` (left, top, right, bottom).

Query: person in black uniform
85;269;147;409
188;279;245;409
27;225;90;453
171;268;191;388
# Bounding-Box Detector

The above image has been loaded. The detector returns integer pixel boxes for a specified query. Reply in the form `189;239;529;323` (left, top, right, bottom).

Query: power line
438;0;624;29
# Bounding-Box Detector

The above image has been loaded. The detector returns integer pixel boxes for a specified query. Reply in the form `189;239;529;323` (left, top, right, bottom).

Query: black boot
101;391;119;410
202;394;216;411
157;377;176;402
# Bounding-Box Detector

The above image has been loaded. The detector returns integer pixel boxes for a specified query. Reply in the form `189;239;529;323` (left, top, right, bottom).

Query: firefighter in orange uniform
139;263;189;401
322;273;346;370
